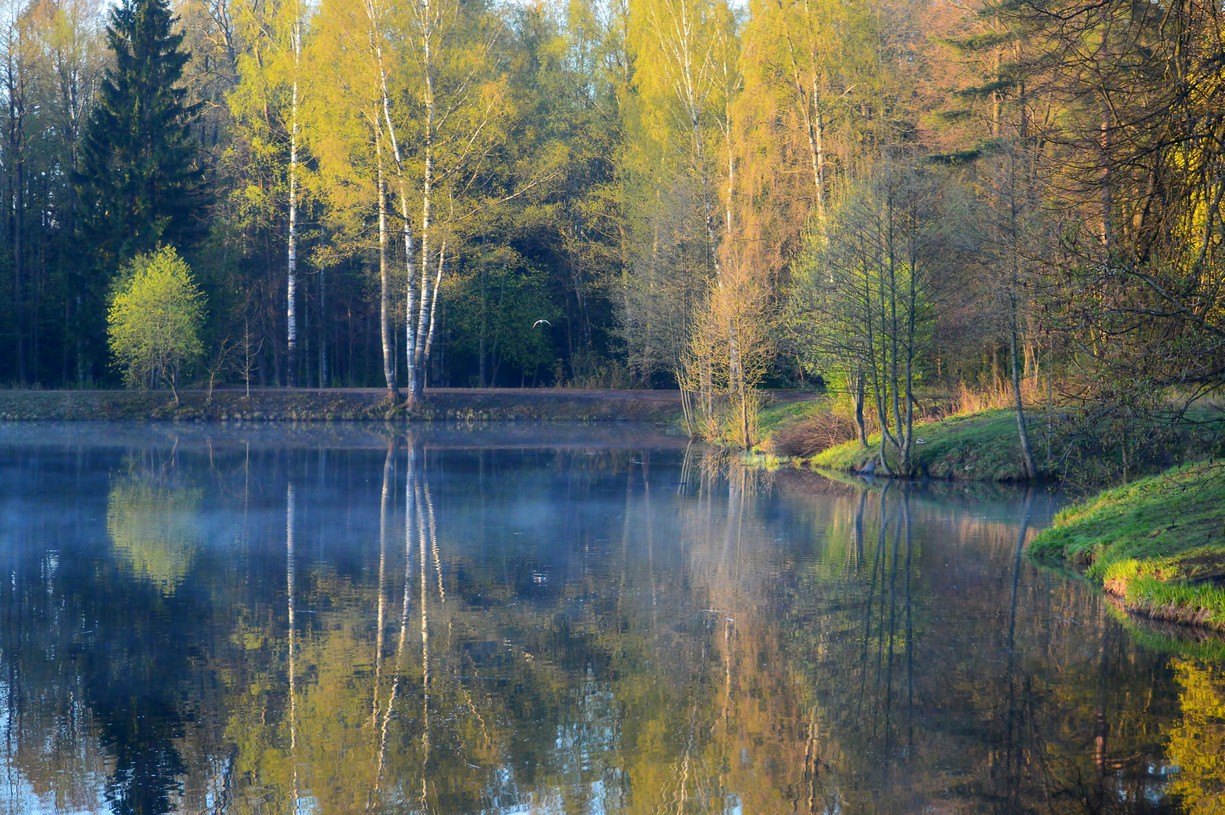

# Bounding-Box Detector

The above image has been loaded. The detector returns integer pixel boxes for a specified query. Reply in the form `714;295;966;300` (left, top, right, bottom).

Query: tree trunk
422;240;445;385
376;137;399;400
365;0;413;403
318;265;328;386
408;0;436;404
1009;295;1038;479
854;370;867;447
286;15;300;388
479;261;487;387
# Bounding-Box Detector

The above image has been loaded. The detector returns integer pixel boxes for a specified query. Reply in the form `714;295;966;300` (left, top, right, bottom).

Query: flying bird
532;319;551;328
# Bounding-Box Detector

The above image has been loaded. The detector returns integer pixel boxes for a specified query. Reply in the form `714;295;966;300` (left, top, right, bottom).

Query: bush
108;246;206;404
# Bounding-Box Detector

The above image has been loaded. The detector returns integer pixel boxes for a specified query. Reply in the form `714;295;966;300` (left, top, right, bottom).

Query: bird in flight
533;319;551;328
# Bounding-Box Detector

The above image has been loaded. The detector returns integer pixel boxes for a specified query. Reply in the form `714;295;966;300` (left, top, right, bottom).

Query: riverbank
808;408;1038;481
761;402;1222;484
753;399;1225;635
0;387;684;423
1027;461;1225;632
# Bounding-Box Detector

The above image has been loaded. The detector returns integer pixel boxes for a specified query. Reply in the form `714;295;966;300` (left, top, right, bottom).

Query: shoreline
0;387;685;424
1026;461;1225;634
753;400;1225;639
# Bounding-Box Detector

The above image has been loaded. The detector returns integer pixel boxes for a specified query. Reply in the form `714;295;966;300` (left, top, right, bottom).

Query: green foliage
107;247;206;396
444;245;559;385
489;1;625;382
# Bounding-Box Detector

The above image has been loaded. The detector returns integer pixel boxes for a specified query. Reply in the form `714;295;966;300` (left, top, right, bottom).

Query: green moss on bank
1028;461;1225;631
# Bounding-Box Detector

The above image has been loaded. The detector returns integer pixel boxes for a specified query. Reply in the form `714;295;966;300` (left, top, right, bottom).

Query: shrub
108;246;206;404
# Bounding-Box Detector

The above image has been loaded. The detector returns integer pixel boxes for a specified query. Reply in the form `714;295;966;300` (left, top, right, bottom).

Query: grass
808;400;1225;484
1028;461;1225;631
812;408;1037;480
755;397;830;438
755;395;861;458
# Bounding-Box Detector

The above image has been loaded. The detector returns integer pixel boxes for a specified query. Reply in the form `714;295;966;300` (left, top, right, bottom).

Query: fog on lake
0;423;1221;814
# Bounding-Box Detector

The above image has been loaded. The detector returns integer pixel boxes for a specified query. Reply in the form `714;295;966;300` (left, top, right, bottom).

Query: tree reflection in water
0;426;1221;813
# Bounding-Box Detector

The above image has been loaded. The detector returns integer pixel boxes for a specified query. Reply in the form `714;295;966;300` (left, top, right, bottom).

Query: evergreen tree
78;0;205;259
73;0;207;380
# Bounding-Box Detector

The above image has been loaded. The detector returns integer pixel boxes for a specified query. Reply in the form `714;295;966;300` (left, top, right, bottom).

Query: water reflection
108;464;201;594
0;424;1221;813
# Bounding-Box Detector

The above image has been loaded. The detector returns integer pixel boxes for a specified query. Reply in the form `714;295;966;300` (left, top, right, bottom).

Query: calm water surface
0;423;1222;814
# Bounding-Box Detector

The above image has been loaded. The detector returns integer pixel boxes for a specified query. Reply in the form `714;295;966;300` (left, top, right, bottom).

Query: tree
1;0;106;387
400;0;510;403
305;0;509;402
996;0;1225;417
229;0;309;386
34;0;106;385
77;0;206;262
77;0;207;378
500;0;624;385
107;245;206;403
304;0;408;399
790;162;952;475
619;0;738;417
1;0;36;385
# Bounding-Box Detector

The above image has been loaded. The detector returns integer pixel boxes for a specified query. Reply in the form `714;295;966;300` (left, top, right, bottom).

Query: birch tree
230;0;310;386
400;0;509;403
305;0;400;397
620;0;738;422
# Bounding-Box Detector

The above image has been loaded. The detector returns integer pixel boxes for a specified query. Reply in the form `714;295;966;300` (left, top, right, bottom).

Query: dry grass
951;378;1043;417
770;409;858;458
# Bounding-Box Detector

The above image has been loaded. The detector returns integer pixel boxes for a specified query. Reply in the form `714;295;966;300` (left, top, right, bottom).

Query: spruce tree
74;0;207;379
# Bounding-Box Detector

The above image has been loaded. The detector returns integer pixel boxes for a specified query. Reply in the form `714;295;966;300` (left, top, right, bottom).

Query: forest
1;0;1223;445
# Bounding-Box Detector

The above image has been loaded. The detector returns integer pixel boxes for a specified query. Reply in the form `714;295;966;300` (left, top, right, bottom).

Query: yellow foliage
1167;658;1225;814
107;477;202;594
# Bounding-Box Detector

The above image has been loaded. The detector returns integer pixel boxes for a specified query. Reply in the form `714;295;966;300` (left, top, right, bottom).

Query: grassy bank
0;387;684;423
810;408;1036;480
781;402;1223;485
1027;461;1225;631
759;399;1225;635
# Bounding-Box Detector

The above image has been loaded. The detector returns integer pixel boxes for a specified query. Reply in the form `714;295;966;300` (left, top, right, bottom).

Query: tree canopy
107;245;206;402
0;0;1220;452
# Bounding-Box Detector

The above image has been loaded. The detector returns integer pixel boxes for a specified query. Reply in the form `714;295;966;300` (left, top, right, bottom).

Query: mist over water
0;423;1218;814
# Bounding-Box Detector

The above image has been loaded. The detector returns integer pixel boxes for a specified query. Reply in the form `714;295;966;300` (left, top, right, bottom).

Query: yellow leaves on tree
106;246;206;405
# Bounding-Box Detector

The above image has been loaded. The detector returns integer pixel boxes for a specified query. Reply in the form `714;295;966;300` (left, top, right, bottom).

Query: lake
0;423;1219;814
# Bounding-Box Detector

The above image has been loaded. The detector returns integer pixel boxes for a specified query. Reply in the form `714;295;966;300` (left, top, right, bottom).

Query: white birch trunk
411;7;435;403
376;135;399;399
286;3;301;387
